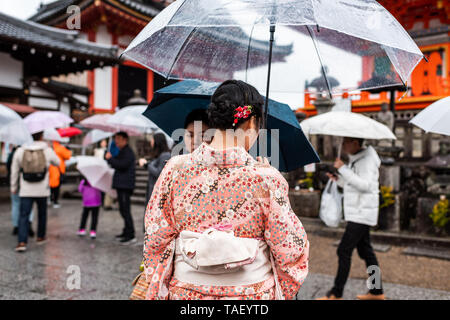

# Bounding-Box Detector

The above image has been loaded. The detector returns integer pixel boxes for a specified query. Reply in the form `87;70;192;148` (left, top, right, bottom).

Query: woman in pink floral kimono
142;80;309;300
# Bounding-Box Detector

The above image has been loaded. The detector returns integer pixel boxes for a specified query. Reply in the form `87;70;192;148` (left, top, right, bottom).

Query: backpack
21;149;47;182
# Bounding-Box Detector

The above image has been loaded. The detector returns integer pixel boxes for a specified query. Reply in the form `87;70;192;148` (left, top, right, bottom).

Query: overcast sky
0;0;55;20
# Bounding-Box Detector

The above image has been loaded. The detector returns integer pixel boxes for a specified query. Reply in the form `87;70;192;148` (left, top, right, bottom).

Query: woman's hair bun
207;80;264;130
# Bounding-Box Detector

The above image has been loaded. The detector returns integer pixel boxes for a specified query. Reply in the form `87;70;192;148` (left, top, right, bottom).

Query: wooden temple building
0;10;118;118
29;0;291;114
299;0;450;160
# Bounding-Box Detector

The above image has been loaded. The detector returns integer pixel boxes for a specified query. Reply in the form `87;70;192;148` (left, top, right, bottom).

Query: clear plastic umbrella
43;128;66;142
409;96;450;136
80;113;142;136
0;104;32;145
24;111;73;134
107;105;158;134
76;156;116;198
82;129;115;146
121;0;424;114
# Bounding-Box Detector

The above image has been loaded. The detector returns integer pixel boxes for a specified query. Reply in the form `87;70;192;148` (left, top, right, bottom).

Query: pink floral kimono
143;143;309;300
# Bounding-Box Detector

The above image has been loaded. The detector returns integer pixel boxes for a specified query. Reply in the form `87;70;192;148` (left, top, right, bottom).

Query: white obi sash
173;227;273;287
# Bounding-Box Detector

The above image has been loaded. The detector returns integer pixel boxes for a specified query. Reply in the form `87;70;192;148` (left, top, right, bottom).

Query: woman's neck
208;130;243;151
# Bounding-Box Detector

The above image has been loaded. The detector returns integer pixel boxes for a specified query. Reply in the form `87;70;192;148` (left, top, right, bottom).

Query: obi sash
172;227;274;288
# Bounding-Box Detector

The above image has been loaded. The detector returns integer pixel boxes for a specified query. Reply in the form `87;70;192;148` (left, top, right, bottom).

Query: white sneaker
53;204;61;209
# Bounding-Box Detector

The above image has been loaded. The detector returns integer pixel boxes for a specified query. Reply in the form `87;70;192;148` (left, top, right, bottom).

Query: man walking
318;137;385;300
10;131;60;252
105;132;136;244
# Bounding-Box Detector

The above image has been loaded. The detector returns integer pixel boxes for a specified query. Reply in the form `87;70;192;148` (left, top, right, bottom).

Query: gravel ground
305;230;450;292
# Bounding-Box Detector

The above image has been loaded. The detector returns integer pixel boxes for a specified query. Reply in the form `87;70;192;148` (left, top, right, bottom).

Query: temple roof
0;11;119;76
28;0;164;24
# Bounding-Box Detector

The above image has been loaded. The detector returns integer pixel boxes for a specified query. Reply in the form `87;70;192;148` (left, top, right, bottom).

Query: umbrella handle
337;137;343;159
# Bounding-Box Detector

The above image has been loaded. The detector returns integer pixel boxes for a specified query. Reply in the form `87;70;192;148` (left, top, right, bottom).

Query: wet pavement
0;199;449;300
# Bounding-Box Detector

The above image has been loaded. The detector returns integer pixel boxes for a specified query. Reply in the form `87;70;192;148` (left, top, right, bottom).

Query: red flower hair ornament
232;105;253;127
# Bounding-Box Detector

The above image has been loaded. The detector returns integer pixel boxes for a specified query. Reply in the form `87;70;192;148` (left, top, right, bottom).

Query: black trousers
116;188;135;237
79;206;100;231
331;221;384;298
50;186;60;204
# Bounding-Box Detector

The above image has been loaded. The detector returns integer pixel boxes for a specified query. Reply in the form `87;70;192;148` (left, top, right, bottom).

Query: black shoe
119;236;137;245
12;227;18;235
115;233;126;240
28;223;35;237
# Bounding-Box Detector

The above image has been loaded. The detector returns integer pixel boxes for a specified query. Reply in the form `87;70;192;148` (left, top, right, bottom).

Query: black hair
356;138;365;147
115;131;129;140
207;80;264;130
184;109;209;129
152;132;170;155
32;131;43;141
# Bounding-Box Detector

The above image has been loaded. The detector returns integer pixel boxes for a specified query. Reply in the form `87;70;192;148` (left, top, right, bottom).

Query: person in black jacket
105;132;136;244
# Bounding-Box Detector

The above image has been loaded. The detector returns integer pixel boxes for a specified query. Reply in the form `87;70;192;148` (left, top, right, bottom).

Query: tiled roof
0;11;118;61
28;0;163;23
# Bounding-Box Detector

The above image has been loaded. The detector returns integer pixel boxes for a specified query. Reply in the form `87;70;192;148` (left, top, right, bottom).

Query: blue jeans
11;194;33;227
18;197;47;243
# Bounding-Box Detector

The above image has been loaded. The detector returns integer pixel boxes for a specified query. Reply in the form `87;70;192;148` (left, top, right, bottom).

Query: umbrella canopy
107;105;158;134
80;113;144;136
82;129;114;147
0;104;32;145
121;0;423;103
409;96;450;136
57;127;82;138
43;128;67;142
24;111;73;134
80;114;115;132
76;156;116;197
144;80;319;171
300;111;396;140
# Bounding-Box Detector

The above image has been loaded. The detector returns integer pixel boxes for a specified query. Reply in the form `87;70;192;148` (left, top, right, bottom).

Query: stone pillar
403;126;413;158
313;96;335;160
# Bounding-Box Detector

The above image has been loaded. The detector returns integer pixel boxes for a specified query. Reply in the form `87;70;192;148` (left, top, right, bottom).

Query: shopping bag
319;179;343;227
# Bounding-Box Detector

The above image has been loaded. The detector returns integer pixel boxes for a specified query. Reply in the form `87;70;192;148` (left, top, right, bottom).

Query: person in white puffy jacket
318;137;385;300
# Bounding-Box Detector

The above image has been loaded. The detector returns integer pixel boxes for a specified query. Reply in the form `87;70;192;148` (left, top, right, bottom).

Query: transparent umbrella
121;0;424;119
80;114;142;136
0;104;32;145
24;111;73;134
107;105;158;134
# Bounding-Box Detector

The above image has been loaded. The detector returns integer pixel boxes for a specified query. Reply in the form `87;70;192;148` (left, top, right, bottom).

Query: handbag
130;262;148;300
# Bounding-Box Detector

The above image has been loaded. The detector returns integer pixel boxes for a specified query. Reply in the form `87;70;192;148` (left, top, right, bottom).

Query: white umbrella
82;129;114;147
301;111;396;140
76;156;116;198
409;96;450;136
43;128;66;142
24;111;73;134
80;113;142;136
0;104;33;145
107;105;158;134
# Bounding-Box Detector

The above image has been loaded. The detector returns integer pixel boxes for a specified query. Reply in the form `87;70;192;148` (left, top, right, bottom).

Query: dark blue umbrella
143;80;319;172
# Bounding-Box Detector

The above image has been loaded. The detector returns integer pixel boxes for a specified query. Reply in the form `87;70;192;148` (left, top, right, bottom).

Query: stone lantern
125;89;147;106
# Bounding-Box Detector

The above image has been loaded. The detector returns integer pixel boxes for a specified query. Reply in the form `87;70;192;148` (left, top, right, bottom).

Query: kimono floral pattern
143;143;309;300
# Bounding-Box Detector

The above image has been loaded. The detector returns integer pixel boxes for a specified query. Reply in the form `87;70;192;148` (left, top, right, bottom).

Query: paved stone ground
0;199;449;300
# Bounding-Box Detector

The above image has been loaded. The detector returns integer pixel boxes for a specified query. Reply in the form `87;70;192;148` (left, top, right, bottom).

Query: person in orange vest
49;141;72;209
